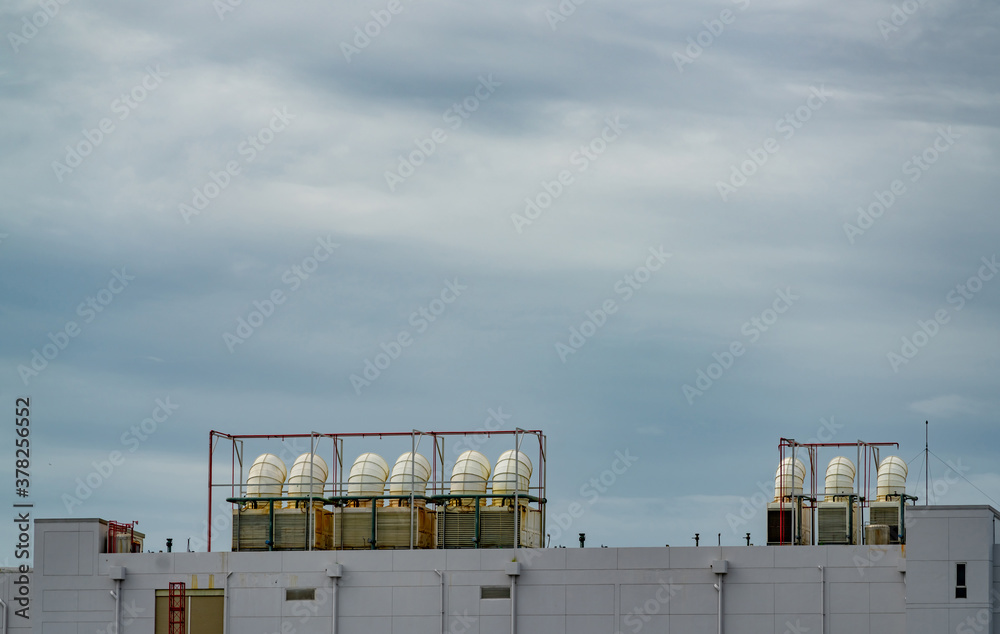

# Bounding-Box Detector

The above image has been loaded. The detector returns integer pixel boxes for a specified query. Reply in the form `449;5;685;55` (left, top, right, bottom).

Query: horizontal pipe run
227;494;547;505
213;430;544;440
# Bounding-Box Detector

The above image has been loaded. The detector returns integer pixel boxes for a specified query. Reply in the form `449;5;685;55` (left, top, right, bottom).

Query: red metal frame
776;438;899;544
208;429;547;552
168;582;185;634
107;520;139;553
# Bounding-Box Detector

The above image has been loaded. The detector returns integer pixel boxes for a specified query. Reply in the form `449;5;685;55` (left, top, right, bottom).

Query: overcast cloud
1;0;998;555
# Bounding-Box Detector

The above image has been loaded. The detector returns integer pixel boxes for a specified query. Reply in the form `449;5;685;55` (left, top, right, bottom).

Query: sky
1;0;999;559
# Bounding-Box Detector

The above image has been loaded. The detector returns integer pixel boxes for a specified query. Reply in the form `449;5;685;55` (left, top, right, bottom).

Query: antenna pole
925;420;929;507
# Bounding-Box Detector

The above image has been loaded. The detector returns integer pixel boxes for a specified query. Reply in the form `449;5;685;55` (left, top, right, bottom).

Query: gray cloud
2;0;998;553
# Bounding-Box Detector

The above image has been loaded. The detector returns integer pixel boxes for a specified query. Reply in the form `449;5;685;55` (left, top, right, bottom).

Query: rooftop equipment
823;456;856;500
876;456;907;500
766;438;906;547
767;457;811;545
449;450;491;507
286;453;329;499
491;449;533;503
347;453;390;507
388;452;432;502
870;456;912;544
773;457;806;500
246;454;287;498
817;457;861;545
213;429;547;553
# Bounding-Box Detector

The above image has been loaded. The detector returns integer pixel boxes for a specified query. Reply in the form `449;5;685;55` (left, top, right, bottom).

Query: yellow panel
154;594;223;634
190;596;224;634
154;596;167;634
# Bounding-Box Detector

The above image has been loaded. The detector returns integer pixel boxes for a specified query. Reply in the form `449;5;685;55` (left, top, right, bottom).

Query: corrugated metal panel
231;505;331;551
870;504;901;543
375;507;436;549
480;509;517;548
437;509;477;549
818;506;848;544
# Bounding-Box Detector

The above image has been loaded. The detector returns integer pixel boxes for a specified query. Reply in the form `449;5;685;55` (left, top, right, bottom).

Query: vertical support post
308;432;316;552
514;430;521;548
410;431;417;550
847;495;855;545
791;444;799;545
540;432;546;548
899;495;907;544
268;500;275;552
474;501;481;549
208;432;214;553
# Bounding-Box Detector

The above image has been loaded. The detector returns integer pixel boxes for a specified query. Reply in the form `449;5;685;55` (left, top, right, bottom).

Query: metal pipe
209;431;215;552
308;433;316;552
268;500;275;551
792;444;798;545
410;432;416;550
848;496;854;544
818;565;825;634
474;502;480;549
0;595;6;634
510;574;517;634
114;579;122;634
410;431;423;550
223;571;232;634
435;570;445;634
228;493;546;505
714;577;723;634
779;439;898;448
540;434;546;546
514;430;521;548
331;577;339;634
215;430;545;439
